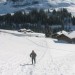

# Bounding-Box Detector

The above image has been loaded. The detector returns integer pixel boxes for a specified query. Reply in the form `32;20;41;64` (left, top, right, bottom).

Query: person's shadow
24;64;32;65
20;64;32;66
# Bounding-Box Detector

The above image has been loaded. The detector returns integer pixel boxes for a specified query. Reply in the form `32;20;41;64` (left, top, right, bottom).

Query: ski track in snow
0;30;75;75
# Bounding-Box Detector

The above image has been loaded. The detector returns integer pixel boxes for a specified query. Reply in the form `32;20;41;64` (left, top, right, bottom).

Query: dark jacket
30;51;36;58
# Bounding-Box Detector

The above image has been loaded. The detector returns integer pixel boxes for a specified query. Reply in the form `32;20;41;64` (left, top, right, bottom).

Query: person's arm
35;53;37;57
30;53;32;57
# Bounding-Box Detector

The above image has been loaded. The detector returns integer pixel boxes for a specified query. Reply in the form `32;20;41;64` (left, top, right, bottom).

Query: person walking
30;50;37;65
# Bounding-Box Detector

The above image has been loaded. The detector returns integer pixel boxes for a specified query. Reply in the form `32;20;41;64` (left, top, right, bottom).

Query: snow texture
0;29;75;75
57;30;75;39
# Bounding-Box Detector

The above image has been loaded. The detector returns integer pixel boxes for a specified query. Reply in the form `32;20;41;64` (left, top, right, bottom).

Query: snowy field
0;29;75;75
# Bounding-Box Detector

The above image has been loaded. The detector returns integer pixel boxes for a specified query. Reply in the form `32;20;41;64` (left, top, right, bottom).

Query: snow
57;30;68;35
68;31;75;38
0;29;45;37
57;30;75;39
0;29;75;75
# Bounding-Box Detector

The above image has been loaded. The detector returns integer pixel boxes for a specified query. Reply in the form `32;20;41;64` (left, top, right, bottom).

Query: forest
0;8;74;37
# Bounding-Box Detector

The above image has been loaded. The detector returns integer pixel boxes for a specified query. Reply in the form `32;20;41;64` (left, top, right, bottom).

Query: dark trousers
32;58;36;64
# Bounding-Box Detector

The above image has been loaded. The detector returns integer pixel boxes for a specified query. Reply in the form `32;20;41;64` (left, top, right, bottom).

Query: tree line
0;8;74;37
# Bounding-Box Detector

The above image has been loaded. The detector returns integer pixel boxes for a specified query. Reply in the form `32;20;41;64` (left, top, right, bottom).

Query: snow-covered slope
0;0;75;15
0;29;75;75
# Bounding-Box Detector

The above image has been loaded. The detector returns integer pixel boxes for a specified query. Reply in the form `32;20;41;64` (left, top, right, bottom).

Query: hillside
0;29;75;75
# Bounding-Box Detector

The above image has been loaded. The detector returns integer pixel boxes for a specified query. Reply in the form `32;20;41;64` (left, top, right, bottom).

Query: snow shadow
20;64;32;66
54;40;69;44
1;30;26;37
